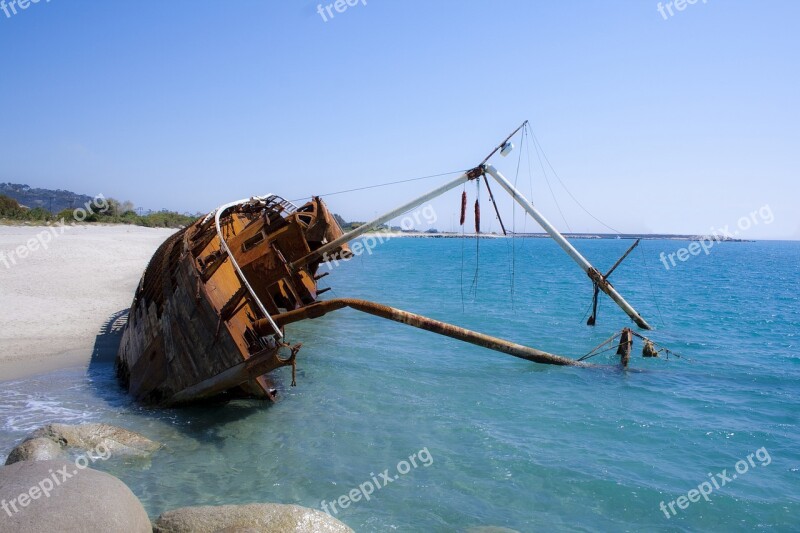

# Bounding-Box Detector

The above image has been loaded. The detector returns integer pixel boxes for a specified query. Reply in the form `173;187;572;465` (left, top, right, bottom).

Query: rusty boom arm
255;298;586;367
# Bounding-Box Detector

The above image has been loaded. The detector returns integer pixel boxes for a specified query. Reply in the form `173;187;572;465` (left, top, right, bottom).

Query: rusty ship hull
116;195;350;405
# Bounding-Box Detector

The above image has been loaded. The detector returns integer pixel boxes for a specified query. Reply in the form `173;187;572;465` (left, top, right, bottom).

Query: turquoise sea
1;237;798;532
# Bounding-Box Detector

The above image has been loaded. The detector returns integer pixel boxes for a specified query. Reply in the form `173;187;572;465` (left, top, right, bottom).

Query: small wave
0;389;99;433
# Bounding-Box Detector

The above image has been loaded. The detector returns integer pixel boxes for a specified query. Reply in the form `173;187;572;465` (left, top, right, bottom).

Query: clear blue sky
1;1;798;239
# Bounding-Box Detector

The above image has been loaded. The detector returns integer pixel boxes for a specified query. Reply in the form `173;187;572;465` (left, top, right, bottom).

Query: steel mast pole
484;163;652;330
291;170;475;270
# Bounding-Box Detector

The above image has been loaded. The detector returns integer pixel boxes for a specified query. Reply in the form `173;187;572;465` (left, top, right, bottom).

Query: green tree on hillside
0;194;23;218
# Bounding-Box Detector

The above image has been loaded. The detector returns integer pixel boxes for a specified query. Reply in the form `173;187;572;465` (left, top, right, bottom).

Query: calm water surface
1;238;798;532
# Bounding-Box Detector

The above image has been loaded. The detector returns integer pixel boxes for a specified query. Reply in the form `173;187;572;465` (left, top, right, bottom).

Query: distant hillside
0;183;94;213
0;184;197;228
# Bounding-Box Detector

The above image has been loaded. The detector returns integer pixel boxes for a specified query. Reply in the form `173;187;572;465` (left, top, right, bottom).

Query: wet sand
0;224;176;381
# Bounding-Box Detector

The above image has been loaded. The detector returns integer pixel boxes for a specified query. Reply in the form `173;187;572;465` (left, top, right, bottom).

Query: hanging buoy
460;191;467;226
586;284;599;326
474;200;481;234
642;339;659;358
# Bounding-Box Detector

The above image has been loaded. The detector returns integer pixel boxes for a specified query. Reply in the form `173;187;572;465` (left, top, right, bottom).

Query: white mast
484;163;652;330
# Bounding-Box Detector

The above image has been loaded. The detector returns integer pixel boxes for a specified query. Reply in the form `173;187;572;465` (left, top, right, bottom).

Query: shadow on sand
85;308;134;408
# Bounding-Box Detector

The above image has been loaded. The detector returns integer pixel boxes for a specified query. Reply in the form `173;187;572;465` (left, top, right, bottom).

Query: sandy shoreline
0;225;476;382
0;224;176;381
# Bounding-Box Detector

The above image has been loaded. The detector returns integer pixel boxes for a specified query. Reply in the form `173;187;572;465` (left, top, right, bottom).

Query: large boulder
31;423;161;456
0;459;151;532
153;503;354;533
5;423;160;465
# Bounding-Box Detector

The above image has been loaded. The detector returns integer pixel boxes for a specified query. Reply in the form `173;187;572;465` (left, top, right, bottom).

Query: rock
31;423;161;457
5;423;160;466
153;503;354;533
5;438;64;465
0;459;151;532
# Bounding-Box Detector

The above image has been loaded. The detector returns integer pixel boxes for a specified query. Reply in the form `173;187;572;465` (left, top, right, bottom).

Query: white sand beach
0;225;176;380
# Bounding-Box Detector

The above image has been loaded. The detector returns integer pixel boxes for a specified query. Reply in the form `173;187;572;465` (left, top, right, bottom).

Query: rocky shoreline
0;423;353;532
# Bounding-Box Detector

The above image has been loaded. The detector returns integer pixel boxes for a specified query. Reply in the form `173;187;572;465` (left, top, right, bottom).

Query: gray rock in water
31;423;161;457
153;503;354;533
4;438;64;465
5;423;161;466
0;459;151;532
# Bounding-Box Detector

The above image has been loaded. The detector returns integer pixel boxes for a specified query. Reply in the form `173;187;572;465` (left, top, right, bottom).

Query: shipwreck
116;123;670;406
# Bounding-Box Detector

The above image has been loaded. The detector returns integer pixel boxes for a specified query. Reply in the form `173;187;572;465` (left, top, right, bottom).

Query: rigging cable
460;183;467;313
470;179;481;298
528;124;573;233
526;123;622;234
289;169;468;203
578;331;622;361
510;125;526;310
523;125;536;235
524;122;669;327
638;242;667;327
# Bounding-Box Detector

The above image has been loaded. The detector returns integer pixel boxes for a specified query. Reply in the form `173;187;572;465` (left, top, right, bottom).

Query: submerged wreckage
116;123;672;406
